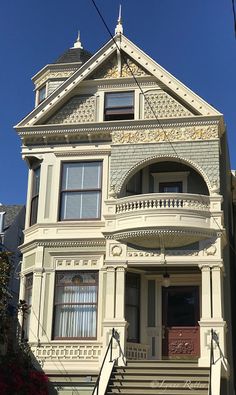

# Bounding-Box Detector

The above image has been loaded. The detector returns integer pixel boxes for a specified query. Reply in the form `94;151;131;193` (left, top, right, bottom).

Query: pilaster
198;263;226;367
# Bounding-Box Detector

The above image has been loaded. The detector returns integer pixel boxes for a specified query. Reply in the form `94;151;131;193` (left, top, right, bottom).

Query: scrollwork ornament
204;244;217;256
111;245;122;257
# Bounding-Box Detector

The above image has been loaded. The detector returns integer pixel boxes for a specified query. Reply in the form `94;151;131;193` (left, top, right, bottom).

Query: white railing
126;342;149;360
116;193;210;214
31;342;103;361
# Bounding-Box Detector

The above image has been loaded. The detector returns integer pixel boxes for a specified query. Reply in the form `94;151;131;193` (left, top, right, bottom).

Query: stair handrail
209;329;227;395
92;328;126;395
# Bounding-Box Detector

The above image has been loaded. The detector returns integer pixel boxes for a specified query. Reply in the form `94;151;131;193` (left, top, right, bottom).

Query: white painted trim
151;171;190;193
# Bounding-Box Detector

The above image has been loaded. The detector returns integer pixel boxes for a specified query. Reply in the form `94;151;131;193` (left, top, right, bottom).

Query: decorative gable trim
15;34;222;129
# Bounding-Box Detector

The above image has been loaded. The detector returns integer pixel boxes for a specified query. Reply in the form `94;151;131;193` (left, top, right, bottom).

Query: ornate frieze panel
54;255;102;269
90;53;151;79
127;246;199;258
112;125;218;145
144;91;193;118
46;95;96;124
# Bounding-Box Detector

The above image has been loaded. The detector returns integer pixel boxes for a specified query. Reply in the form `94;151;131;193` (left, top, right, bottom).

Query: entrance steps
106;360;209;394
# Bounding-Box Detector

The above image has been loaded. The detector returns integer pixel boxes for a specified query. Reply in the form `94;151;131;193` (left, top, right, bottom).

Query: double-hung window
30;166;40;226
60;162;102;220
53;271;98;339
104;92;134;121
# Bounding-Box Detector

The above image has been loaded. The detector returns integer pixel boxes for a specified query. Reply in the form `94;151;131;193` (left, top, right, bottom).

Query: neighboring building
0;204;25;308
15;18;235;395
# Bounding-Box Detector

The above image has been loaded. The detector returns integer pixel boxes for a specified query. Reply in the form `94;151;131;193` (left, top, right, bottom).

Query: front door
162;286;200;358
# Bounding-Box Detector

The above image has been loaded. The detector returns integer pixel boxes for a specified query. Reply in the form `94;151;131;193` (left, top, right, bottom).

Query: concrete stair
106;360;209;394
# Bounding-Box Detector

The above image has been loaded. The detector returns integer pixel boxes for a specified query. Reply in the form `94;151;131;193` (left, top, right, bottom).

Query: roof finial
73;31;83;49
115;4;123;35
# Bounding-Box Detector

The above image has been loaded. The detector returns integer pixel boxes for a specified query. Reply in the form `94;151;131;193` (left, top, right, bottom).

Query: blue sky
1;0;236;204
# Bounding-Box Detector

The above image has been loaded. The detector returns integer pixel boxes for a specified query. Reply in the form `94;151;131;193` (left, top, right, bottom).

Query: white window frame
151;171;190;193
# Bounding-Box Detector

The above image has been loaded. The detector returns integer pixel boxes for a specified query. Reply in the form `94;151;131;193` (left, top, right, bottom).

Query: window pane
60;192;82;219
54;304;97;338
62;162;101;190
33;167;41;195
83;162;101;189
56;285;97;304
62;163;83;190
159;182;183;193
105;92;133;108
54;271;98;339
39;86;46;103
60;191;101;219
81;192;101;218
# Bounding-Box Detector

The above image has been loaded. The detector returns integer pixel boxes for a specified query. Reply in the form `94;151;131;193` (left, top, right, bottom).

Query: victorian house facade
16;20;235;395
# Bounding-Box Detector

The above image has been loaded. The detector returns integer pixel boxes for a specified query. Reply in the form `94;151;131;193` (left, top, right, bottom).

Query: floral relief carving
144;92;193;118
111;245;122;257
204;244;217;256
46;95;96;124
121;55;150;77
90;53;150;79
112;125;218;144
168;340;194;354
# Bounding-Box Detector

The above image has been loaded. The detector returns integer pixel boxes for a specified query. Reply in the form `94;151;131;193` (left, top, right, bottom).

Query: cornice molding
20;239;106;252
104;228;220;242
54;149;111;157
17;117;221;136
37;239;106;248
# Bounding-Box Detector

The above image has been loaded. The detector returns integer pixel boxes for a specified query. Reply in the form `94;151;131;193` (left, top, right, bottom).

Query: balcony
103;193;223;248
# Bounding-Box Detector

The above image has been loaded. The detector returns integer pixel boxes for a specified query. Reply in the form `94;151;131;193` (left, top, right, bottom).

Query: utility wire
232;0;236;37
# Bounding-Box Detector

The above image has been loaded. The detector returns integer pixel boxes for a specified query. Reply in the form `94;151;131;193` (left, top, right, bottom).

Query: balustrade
116;193;210;214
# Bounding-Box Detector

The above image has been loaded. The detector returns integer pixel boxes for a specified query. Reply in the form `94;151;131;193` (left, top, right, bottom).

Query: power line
232;0;236;37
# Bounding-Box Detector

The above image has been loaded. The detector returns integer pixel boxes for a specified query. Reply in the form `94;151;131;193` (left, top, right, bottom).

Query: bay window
60;161;102;220
53;271;98;339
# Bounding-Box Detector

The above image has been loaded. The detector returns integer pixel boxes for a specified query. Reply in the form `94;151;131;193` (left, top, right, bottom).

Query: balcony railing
103;193;222;248
115;193;210;214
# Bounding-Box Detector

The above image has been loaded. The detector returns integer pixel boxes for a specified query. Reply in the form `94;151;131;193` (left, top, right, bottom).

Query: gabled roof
0;205;24;231
15;33;222;129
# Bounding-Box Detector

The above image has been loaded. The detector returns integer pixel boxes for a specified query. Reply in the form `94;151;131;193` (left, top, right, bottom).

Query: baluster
161;199;165;208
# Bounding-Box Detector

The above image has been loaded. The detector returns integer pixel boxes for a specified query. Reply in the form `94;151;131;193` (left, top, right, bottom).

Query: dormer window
104;92;134;121
38;85;46;104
